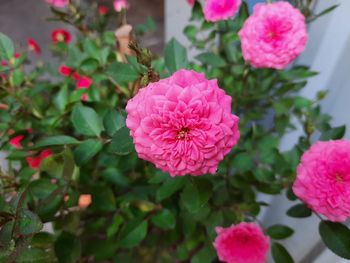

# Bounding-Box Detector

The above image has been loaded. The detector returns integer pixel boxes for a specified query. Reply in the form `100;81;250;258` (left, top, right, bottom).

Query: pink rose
126;69;240;177
45;0;69;8
204;0;241;22
293;140;350;222
214;222;270;263
113;0;129;12
238;2;307;69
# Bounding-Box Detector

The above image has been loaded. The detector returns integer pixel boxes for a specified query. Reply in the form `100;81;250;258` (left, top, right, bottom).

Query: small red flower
76;76;93;89
0;103;9;110
187;0;195;6
73;72;82;81
1;60;8;66
81;93;88;101
98;5;109;16
52;29;72;44
9;135;25;149
26;149;53;169
59;64;73;77
1;53;21;67
27;38;41;55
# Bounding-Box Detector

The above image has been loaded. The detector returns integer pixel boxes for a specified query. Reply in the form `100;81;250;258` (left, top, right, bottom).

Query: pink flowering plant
0;0;348;262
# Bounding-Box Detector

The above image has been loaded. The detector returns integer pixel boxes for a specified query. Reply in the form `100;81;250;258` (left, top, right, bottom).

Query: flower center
57;33;65;42
176;127;190;140
336;173;343;183
267;31;278;39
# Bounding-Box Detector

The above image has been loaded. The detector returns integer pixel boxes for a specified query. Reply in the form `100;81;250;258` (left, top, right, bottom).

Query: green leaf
101;168;130;188
99;46;111;66
106;62;139;85
62;148;77;181
184;25;198;41
74;139;103;166
0;32;15;60
71;104;103;137
16;248;54;263
33;136;80;148
66;46;86;68
0;221;14;246
156;177;186;201
164;38;188;74
319;221;350;259
272;243;294;263
308;5;339;23
294;97;312;110
29;179;58;200
180;179;212;212
286;204;312;218
191;1;204;21
83;38;99;59
254;169;275;182
118;220;148;248
80;58;99;73
31;232;55;249
10;69;25;86
85;239;117;261
151;209;176;230
286;187;298;201
233;152;254;173
281;66;318;80
55;232;81;263
108;126;133;155
18;209;43;235
107;215;124;239
55;85;68;112
191;245;216;263
320;125;346;141
135;16;157;35
266;225;294;240
103;110;125;137
195;52;226;67
91;185;116;212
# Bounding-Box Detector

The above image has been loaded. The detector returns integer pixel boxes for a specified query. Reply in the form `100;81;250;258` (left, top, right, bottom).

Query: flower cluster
1;0;343;261
126;69;240;176
58;65;93;101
